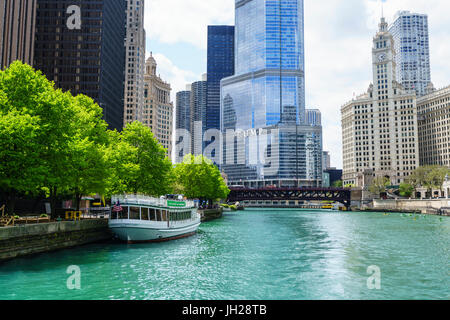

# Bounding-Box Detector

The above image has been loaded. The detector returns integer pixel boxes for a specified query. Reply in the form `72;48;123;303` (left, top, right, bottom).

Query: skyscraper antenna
381;2;384;19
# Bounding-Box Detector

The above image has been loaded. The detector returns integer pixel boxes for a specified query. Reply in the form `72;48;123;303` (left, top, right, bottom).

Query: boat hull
109;220;201;243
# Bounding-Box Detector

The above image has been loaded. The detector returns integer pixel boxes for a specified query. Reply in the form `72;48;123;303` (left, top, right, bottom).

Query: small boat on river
109;195;201;243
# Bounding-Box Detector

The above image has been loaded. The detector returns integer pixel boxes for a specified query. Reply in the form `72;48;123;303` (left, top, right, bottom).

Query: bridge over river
227;187;352;209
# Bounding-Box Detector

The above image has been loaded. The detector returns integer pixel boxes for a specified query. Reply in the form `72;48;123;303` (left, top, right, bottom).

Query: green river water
0;209;448;300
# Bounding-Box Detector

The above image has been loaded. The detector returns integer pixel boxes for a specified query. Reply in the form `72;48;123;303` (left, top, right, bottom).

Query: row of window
111;206;192;222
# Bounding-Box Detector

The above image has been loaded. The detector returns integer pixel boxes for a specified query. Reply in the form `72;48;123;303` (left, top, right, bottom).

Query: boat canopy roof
112;194;195;209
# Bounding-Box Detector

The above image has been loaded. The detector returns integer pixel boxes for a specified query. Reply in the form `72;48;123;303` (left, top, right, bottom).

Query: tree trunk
6;190;17;216
50;186;58;219
75;193;81;212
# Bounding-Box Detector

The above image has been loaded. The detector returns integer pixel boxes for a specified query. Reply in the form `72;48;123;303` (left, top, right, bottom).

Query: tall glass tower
221;0;322;188
389;11;431;97
207;26;235;133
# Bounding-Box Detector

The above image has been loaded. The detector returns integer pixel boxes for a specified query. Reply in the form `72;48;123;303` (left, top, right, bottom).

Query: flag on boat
113;201;123;212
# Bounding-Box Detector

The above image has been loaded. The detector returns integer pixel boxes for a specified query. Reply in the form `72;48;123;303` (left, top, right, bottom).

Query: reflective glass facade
191;80;207;155
306;109;322;126
221;0;321;186
176;90;191;132
206;26;235;133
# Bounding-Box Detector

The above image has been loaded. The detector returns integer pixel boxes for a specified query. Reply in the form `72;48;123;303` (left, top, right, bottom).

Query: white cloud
145;0;234;49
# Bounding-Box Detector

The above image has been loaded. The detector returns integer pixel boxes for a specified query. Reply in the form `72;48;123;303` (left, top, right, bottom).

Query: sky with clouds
144;0;450;169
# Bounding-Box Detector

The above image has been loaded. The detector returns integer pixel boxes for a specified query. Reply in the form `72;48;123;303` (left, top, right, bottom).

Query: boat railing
111;195;195;208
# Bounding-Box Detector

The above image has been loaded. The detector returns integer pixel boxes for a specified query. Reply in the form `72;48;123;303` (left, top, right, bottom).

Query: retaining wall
200;208;223;222
373;199;450;214
0;219;111;262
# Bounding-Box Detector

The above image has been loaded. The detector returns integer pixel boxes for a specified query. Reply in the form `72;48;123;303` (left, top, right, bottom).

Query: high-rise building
143;54;173;159
191;75;207;156
389;11;431;97
0;0;37;69
176;86;191;132
206;25;235;136
221;0;321;187
34;0;126;131
417;84;450;167
306;109;322;126
341;17;419;186
175;86;192;162
123;0;146;126
322;151;331;170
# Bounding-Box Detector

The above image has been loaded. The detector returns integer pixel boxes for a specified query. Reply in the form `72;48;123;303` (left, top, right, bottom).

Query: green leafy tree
409;166;450;194
332;180;343;188
0;110;44;214
399;183;414;198
0;62;76;215
368;176;390;196
173;155;230;206
67;95;110;210
106;121;173;197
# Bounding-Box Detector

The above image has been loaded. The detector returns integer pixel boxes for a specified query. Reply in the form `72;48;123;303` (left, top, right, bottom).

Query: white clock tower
372;17;397;100
341;17;419;187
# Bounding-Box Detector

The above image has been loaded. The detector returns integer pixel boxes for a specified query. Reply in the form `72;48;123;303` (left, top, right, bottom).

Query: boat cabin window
130;207;140;220
141;207;149;220
118;207;129;219
149;208;156;221
171;211;191;221
156;210;162;221
161;210;168;221
111;211;117;219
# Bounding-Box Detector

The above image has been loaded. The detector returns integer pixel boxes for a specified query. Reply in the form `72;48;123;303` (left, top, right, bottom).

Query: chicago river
0;209;448;300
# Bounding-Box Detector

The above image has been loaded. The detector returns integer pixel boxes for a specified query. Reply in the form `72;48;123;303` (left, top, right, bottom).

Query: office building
123;0;146;126
389;11;431;97
176;86;191;132
0;0;37;69
175;86;192;162
221;0;322;187
34;0;127;131
143;54;173;159
341;17;419;186
322;151;331;171
306;109;322;126
206;26;235;142
417;84;450;167
191;75;207;156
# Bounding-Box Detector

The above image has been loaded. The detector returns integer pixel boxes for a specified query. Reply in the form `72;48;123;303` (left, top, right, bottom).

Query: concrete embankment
199;208;223;222
372;199;450;215
0;219;112;262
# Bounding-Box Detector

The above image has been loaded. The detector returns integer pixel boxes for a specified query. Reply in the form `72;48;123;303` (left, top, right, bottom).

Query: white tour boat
109;195;201;243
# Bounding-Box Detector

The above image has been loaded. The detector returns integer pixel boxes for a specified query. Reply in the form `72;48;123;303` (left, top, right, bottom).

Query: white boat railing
111;194;195;209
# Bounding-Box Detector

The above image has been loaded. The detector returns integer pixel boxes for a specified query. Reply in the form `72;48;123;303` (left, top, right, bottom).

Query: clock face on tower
378;53;387;62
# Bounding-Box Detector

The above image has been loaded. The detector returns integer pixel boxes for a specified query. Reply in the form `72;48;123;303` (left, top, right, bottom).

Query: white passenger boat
109;195;201;243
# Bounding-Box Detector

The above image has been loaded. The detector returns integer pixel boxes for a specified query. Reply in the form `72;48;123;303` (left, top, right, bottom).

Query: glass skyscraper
176;89;191;133
389;11;431;97
191;77;208;156
306;109;322;126
206;26;235;134
221;0;322;187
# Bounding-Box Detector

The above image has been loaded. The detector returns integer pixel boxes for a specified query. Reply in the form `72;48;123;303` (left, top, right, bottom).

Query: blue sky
144;0;450;169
